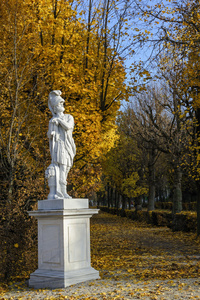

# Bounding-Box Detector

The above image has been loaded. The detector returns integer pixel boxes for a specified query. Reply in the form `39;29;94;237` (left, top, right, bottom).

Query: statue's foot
63;193;72;199
54;194;63;199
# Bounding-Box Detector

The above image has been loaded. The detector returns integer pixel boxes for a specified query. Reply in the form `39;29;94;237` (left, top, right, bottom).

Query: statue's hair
48;90;62;116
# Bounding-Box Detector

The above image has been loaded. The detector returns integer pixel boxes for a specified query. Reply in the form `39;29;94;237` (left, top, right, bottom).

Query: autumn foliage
2;0;200;287
91;212;200;282
1;211;200;298
0;0;127;282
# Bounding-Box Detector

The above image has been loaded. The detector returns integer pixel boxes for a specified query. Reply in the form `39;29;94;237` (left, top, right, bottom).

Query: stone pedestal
28;199;100;289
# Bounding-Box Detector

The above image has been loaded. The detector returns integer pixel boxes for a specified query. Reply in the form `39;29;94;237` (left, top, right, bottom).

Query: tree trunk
105;184;109;208
197;193;200;236
110;186;113;208
122;195;127;210
172;167;182;214
116;190;120;209
148;185;155;211
7;165;15;203
148;147;156;211
114;188;117;208
135;195;143;211
194;108;200;235
195;181;200;236
128;197;131;210
107;185;110;208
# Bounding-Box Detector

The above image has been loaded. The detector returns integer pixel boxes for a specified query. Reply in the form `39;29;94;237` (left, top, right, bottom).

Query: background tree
101;119;148;210
131;0;200;231
125;75;191;213
0;0;129;281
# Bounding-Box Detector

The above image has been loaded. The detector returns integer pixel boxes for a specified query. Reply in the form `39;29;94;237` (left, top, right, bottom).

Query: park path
1;210;200;299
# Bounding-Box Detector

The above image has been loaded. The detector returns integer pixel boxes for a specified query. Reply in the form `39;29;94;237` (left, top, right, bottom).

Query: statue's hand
51;131;56;137
51;118;59;125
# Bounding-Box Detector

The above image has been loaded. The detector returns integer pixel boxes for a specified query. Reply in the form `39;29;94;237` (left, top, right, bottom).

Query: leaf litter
1;210;200;299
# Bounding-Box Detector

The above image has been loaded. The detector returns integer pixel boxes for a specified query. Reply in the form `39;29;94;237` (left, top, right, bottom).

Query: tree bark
135;195;143;211
107;184;110;208
110;186;113;208
122;195;127;210
194;108;200;235
172;167;182;214
197;185;200;236
148;147;156;211
128;197;131;210
116;190;120;209
7;164;15;204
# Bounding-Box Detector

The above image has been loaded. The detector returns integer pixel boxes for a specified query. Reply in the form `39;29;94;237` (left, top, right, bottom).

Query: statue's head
48;90;65;116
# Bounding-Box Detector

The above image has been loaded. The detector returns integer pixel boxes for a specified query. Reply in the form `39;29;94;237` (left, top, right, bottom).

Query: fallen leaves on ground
1;210;200;299
91;211;200;281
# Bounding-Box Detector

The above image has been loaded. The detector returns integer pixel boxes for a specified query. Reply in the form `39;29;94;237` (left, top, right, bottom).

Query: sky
75;0;178;108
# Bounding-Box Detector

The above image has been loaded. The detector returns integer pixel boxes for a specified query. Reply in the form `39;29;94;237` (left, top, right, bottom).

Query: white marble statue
45;90;76;199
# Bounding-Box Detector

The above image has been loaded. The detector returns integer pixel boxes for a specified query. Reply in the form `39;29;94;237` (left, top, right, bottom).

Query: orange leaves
1;211;200;298
90;211;200;282
0;0;128;199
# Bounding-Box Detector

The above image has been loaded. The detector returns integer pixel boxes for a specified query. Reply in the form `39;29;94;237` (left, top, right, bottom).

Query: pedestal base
28;198;99;289
38;198;89;210
29;267;100;289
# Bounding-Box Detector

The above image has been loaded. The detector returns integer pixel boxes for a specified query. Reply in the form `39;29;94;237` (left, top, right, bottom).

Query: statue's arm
47;122;52;138
58;115;74;131
47;121;54;138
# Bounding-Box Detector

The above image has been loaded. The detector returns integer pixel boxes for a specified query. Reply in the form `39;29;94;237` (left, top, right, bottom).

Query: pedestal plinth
28;199;100;289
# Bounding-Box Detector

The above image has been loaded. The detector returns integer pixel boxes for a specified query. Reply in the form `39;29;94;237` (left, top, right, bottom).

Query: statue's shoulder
64;114;74;121
49;117;54;123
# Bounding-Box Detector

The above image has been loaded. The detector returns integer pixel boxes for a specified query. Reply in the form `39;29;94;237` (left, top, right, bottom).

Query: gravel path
2;277;200;299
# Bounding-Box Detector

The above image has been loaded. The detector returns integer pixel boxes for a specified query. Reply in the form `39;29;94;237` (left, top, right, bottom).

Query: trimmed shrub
154;201;196;211
99;206;197;233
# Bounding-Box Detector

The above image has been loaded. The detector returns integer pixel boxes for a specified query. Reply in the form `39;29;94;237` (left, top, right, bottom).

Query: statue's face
54;97;65;114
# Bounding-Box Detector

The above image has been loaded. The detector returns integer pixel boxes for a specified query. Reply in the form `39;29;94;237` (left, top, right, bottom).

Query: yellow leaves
91;211;200;283
122;172;140;197
0;0;128;198
2;211;200;298
0;284;8;296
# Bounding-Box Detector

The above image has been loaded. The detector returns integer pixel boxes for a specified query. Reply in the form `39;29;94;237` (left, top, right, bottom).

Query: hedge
99;206;197;233
155;202;196;211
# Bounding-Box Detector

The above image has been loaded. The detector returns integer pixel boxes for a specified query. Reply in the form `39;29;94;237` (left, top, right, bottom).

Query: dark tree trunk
128;197;131;210
122;195;127;210
148;147;156;211
194;108;200;236
114;188;117;208
135;195;143;211
172;167;182;214
7;165;15;204
196;181;200;236
106;184;110;208
110;186;113;208
116;190;120;209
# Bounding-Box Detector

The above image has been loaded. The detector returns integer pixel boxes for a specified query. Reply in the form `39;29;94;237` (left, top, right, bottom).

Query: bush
170;212;197;232
0;200;38;283
154;201;196;211
155;202;173;210
99;206;197;233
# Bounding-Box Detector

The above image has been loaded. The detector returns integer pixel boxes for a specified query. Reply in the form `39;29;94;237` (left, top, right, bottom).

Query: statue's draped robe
47;114;76;197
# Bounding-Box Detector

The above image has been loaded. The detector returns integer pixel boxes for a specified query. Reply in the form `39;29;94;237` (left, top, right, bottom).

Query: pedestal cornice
28;208;99;218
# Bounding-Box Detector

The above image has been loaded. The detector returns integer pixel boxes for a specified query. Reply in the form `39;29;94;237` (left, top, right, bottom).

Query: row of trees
99;0;200;232
1;0;200;280
0;0;134;281
0;0;132;205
